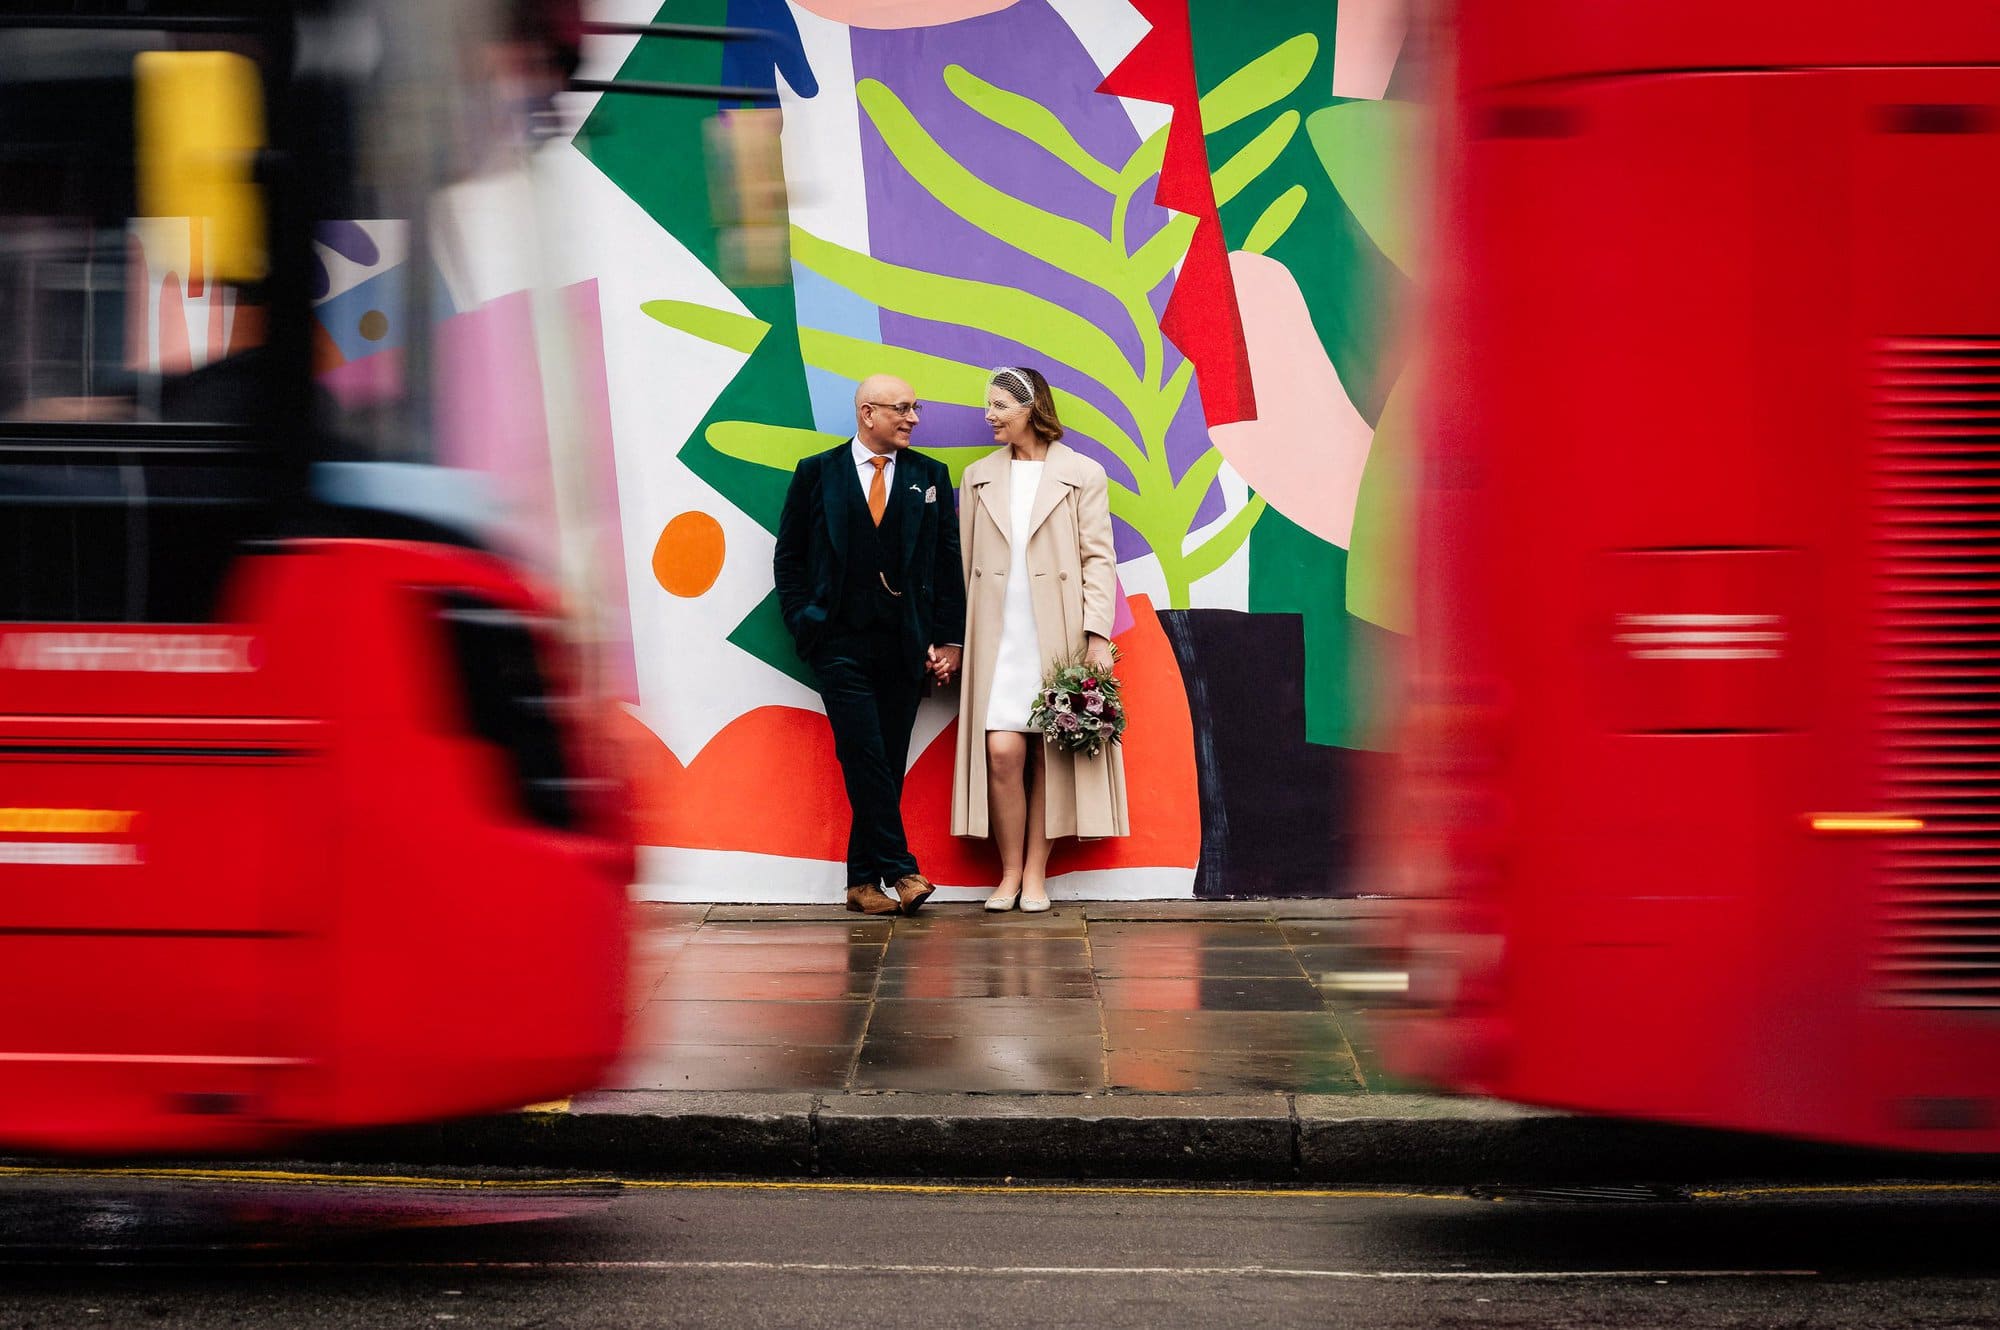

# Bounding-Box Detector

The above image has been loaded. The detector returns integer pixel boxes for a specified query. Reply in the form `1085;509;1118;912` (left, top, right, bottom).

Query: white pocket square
924;485;937;503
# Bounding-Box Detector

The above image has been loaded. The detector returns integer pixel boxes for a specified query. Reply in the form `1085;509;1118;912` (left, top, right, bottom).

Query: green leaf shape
1212;110;1300;207
1129;212;1199;293
1182;492;1268;586
1305;101;1422;276
727;589;817;688
1345;369;1415;634
943;65;1120;193
799;326;1147;487
640;300;771;355
857;79;1137;302
1242;184;1307;255
790;225;1147;419
1200;33;1318;136
705;421;847;470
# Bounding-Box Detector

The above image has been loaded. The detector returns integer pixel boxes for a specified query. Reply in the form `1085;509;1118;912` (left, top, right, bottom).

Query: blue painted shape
804;366;858;436
723;0;817;100
311;262;461;364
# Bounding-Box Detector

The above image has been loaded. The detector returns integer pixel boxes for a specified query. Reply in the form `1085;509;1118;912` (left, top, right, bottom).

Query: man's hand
927;644;963;685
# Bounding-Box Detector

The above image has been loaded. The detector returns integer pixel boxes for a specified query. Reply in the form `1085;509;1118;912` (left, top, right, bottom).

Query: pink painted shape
206;288;226;365
793;0;1018;27
318;347;404;408
561;278;639;704
1208;252;1374;549
434;290;561;579
1110;576;1135;639
1332;0;1407;100
157;273;191;375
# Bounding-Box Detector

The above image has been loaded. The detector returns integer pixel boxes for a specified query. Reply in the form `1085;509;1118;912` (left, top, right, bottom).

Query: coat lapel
1025;441;1075;540
896;451;927;571
972;450;1011;544
820;440;858;565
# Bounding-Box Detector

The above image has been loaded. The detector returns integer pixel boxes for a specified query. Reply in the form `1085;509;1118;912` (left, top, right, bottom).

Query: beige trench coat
950;441;1130;840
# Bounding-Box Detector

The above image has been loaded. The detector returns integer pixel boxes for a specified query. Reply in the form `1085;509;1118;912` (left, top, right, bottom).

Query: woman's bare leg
1021;743;1055;909
985;732;1029;905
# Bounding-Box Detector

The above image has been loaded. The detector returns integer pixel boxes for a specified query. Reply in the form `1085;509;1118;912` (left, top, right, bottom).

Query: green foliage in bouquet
1029;651;1127;759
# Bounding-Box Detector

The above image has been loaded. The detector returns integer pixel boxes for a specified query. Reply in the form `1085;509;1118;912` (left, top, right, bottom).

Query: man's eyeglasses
864;400;922;418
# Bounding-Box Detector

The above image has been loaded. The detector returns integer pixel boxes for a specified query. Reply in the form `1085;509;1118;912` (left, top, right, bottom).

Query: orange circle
653;511;726;597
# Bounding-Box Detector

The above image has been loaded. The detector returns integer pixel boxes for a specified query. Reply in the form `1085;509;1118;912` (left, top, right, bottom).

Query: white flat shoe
1019;894;1050;913
984;892;1019;912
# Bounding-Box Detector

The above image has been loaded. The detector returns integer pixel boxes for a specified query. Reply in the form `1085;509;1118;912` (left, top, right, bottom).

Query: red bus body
0;542;630;1155
1390;2;2000;1150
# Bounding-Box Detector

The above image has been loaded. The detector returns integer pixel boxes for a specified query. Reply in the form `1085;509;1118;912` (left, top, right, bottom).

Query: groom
774;374;965;916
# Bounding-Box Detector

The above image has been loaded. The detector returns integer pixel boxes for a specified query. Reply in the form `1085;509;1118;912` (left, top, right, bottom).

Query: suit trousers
809;629;924;886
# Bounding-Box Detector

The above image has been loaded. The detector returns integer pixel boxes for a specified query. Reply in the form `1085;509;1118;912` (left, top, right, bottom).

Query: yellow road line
2;1166;1995;1205
1692;1183;2000;1200
0;1165;1464;1201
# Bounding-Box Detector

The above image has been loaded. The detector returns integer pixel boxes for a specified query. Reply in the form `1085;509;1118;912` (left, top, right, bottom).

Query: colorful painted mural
563;0;1418;900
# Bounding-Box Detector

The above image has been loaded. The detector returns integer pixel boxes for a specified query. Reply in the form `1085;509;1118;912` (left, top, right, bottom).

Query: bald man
774;375;966;915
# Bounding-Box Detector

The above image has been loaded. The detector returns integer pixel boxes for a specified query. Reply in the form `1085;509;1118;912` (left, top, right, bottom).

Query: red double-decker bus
1388;1;2000;1151
0;0;631;1154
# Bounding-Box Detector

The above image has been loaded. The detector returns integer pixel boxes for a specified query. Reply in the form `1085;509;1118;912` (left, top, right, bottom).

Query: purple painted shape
849;0;1224;560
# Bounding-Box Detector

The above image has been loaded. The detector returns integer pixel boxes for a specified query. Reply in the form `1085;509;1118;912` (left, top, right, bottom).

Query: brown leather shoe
846;883;900;915
891;873;936;916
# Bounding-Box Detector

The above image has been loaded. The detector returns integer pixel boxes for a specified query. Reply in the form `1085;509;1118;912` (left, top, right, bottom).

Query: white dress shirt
851;435;895;498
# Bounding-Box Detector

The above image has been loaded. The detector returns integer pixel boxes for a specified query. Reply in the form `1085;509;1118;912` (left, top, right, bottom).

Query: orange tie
867;455;889;526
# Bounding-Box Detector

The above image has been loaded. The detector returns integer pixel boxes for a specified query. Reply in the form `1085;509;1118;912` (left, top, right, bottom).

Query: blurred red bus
1387;1;2000;1151
0;0;631;1154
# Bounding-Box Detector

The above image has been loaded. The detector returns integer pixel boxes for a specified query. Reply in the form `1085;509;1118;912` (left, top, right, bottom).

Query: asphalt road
1;1167;1997;1328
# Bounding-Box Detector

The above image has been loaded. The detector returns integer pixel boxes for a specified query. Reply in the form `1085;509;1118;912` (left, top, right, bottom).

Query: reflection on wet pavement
617;902;1403;1096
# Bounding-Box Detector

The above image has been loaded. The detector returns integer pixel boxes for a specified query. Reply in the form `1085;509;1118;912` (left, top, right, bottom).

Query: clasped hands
926;644;963;685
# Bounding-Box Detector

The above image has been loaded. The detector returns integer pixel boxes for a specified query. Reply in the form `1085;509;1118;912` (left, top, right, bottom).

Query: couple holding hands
773;367;1130;917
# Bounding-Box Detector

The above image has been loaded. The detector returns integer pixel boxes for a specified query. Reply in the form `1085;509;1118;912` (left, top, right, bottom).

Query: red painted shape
618;706;847;863
1097;0;1255;427
903;595;1202;886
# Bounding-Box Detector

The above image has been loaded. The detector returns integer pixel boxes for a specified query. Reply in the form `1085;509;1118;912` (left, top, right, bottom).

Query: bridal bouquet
1029;650;1127;758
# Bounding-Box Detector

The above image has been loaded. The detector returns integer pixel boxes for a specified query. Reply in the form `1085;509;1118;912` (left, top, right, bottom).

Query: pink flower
1084;695;1104;715
1055;711;1082;732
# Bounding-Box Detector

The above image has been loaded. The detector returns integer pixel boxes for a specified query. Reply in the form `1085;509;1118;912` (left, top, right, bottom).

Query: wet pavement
616;901;1406;1096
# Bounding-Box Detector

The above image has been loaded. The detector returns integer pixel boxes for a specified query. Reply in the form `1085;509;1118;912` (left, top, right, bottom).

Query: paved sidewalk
613;900;1408;1097
296;902;1999;1184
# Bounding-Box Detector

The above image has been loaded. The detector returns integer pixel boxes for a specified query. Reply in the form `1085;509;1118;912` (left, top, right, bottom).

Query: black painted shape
1159;608;1367;899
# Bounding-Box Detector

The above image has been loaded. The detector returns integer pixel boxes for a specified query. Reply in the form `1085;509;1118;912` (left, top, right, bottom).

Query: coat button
974;569;982;577
1059;571;1069;581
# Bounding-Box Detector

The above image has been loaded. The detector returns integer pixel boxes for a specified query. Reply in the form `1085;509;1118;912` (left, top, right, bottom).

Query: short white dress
983;459;1045;732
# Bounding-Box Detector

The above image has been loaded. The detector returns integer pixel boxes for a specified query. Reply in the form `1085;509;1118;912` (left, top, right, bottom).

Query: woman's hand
1084;634;1115;675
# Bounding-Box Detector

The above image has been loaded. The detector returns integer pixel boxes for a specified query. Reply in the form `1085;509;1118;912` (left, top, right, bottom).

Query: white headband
988;366;1035;407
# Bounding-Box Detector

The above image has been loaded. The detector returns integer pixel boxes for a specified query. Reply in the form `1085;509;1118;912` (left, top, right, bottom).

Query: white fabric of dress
983;459;1045;732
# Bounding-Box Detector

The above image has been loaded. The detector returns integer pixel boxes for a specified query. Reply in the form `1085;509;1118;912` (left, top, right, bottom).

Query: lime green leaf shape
640;300;770;355
1201;33;1317;136
705;422;847;470
1242;185;1308;255
1184;492;1268;586
790;225;1146;413
1345;370;1415;634
857;79;1136;302
943;65;1120;193
1304;101;1422;276
1212;110;1300;208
